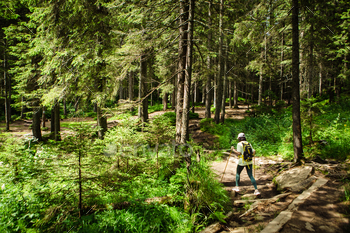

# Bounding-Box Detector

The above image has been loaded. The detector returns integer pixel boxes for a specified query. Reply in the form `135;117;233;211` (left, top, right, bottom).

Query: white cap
237;133;246;139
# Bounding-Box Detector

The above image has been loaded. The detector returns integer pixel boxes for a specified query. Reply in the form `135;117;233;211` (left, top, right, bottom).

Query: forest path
0;103;250;139
207;156;349;233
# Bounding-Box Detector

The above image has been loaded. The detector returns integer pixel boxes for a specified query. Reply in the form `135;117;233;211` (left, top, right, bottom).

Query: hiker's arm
230;146;241;155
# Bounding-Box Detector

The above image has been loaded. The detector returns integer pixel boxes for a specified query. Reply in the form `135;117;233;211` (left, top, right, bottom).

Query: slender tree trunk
78;148;82;218
172;76;176;110
214;0;224;124
233;80;238;108
4;41;10;131
221;38;229;123
202;85;206;104
51;107;55;136
63;99;67;116
319;62;323;96
175;0;188;143
292;0;303;162
258;50;263;105
181;0;194;143
308;23;314;99
280;29;284;101
229;80;232;108
139;53;149;123
42;106;46;128
32;107;42;141
129;71;134;111
97;106;107;139
20;96;25;119
205;0;213;119
163;92;168;111
119;80;123;100
54;102;61;141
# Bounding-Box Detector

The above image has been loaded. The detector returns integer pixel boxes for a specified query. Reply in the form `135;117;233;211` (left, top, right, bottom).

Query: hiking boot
254;189;261;196
232;187;240;192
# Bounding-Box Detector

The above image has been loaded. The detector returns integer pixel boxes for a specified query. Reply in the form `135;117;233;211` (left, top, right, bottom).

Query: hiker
231;132;260;195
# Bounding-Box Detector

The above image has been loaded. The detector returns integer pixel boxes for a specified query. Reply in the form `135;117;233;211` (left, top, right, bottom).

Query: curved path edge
260;177;328;233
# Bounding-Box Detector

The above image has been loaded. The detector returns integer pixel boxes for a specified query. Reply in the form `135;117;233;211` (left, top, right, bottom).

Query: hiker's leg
236;165;244;187
246;165;258;189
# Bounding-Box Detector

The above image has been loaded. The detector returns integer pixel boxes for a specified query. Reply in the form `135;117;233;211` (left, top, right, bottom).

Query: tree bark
205;0;213;119
229;80;232;108
139;53;149;123
32;107;42;141
4;41;10;131
129;71;134;111
172;76;176;110
163;92;168;111
175;0;188;143
54;102;61;141
233;80;238;108
181;0;194;144
42;106;46;128
214;0;224;124
97;106;107;139
51;106;55;136
280;27;284;101
307;23;314;99
319;62;323;96
221;38;229;123
258;49;263;105
292;0;304;163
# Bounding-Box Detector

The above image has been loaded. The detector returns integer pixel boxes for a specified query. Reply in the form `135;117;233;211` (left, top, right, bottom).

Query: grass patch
60;121;95;128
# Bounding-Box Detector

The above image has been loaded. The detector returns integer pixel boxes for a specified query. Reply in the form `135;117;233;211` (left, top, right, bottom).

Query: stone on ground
275;166;313;190
199;222;221;233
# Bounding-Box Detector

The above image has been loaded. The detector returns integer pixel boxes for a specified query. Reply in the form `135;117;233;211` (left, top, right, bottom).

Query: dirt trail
209;156;350;233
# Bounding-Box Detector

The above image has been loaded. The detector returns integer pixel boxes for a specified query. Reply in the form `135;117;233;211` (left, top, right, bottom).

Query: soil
1;103;349;232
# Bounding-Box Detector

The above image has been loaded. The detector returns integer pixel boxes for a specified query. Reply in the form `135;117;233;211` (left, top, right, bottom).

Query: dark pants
236;164;258;189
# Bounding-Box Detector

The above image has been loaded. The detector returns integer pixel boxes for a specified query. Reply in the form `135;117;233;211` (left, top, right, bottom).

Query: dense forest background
1;0;350;232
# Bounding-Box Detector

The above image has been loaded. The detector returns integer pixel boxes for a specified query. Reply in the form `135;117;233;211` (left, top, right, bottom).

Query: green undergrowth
200;96;350;161
0;116;229;232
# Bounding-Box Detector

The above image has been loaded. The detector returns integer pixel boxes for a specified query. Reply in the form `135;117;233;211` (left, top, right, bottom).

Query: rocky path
203;155;350;233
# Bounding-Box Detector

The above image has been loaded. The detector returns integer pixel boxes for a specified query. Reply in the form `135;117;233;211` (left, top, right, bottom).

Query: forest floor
1;104;349;232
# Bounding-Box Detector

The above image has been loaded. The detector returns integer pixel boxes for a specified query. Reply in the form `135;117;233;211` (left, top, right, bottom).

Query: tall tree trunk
20;96;25;119
221;38;229;123
97;106;107;139
233;80;238;108
280;28;284;101
32;107;42;141
163;92;168;111
4;41;10;131
139;53;149;123
172;76;176;110
54;102;61;141
258;50;263;105
181;0;194;144
175;0;188;143
129;71;134;111
205;0;213;119
292;0;304;163
214;0;224;124
319;62;323;96
42;106;46;128
307;23;314;99
202;85;206;104
51;106;55;136
78;149;82;218
229;80;232;108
